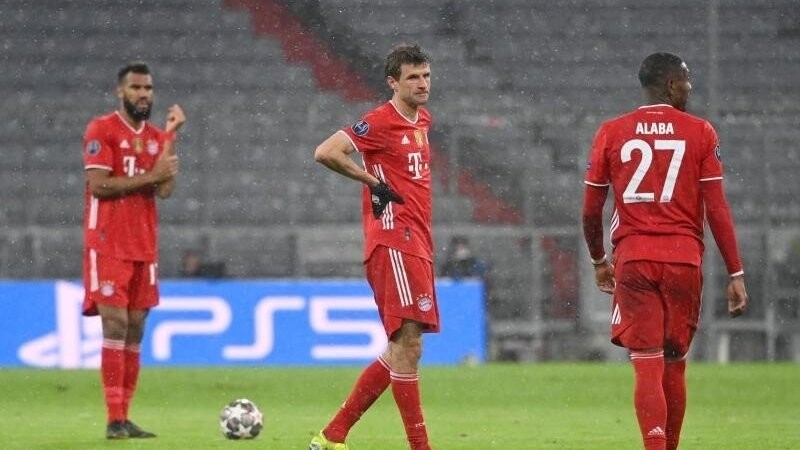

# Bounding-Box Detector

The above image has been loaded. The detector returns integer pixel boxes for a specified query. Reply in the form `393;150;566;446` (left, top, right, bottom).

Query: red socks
122;343;142;419
324;357;391;443
631;351;667;450
391;371;431;450
663;358;687;450
322;357;431;450
101;339;126;423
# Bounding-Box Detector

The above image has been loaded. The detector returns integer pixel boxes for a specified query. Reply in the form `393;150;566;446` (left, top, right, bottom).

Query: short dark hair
384;44;430;79
638;53;684;88
118;61;150;84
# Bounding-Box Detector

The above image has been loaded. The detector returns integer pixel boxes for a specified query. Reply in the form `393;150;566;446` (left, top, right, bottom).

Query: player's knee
402;337;423;362
388;338;422;370
101;316;128;340
664;341;689;359
664;347;687;361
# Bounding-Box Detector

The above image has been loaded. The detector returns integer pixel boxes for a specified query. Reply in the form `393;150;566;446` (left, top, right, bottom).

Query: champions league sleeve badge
85;140;101;156
352;120;370;136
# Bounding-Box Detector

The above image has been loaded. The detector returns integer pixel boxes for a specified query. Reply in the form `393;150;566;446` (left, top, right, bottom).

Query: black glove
369;181;405;218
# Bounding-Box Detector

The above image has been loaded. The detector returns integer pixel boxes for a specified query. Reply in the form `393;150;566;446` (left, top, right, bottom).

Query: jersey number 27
621;139;685;204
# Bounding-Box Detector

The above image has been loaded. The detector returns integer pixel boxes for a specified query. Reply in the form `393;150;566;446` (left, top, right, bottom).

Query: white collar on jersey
114;111;146;134
638;104;674;110
389;99;419;124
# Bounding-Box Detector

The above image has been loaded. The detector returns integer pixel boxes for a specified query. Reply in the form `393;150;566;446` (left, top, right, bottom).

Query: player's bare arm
156;140;178;199
582;184;615;293
727;275;748;317
164;104;186;134
314;131;381;187
701;180;748;317
593;261;616;294
155;106;185;198
87;151;178;198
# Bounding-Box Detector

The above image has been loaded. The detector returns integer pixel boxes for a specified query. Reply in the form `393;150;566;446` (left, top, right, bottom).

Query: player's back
587;104;722;265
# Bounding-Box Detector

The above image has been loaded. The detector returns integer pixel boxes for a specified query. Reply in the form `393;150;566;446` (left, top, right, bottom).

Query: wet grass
0;363;797;449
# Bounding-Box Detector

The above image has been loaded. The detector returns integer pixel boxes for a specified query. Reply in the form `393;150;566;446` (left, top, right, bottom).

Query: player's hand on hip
369;181;405;219
727;275;748;317
152;151;179;182
594;261;615;294
165;104;186;133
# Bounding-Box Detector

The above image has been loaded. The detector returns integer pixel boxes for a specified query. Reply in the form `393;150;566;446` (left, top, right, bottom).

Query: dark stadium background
1;0;799;362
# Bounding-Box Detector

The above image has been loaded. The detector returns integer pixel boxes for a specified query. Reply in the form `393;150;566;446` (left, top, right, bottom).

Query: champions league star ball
219;398;263;439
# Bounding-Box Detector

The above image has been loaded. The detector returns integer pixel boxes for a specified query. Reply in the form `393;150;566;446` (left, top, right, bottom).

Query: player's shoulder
144;121;165;135
597;109;638;132
364;102;394;120
672;108;712;127
85;112;119;137
355;102;394;130
87;111;118;127
418;106;432;123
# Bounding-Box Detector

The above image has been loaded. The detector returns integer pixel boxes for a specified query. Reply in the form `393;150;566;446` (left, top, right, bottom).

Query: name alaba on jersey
342;100;434;263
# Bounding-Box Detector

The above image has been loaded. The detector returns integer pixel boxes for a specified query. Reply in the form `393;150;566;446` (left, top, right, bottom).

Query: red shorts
611;260;702;357
365;246;440;339
83;249;160;316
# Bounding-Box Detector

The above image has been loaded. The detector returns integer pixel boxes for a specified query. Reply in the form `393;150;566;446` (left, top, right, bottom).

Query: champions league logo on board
18;281;103;369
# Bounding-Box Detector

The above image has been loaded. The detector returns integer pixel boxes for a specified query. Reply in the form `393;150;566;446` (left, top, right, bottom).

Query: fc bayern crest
416;294;433;312
352;120;369;136
99;281;115;297
147;139;159;155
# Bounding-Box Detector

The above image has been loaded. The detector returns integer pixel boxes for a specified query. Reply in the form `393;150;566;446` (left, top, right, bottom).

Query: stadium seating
2;0;799;359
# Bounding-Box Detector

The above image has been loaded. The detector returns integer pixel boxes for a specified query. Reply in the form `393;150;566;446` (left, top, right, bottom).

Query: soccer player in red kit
82;62;185;439
582;53;749;450
309;44;437;450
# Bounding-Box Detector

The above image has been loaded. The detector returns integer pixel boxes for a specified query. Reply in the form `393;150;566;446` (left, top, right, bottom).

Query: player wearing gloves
310;44;438;450
369;180;405;218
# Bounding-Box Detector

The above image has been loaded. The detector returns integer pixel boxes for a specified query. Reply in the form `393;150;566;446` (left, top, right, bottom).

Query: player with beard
309;44;437;450
82;62;185;439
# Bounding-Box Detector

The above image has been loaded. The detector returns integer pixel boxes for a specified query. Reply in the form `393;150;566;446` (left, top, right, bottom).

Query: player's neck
118;109;144;129
390;98;419;122
644;91;675;109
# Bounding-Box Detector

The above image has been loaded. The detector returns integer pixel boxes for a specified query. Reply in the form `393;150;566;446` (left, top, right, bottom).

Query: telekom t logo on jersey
407;152;428;180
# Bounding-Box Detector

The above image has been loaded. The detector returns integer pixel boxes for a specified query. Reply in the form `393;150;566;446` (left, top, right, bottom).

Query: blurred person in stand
179;249;226;278
440;235;488;280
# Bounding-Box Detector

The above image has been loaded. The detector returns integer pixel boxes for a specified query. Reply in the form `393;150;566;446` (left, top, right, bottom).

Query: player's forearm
156;177;176;199
703;182;744;275
706;205;743;275
315;150;379;187
582;186;608;260
89;172;160;198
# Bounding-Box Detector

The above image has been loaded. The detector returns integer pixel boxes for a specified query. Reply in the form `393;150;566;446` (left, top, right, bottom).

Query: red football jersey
584;104;723;266
342;101;434;262
83;111;169;261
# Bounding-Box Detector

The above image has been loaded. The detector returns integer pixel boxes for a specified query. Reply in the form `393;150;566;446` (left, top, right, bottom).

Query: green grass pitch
0;363;798;449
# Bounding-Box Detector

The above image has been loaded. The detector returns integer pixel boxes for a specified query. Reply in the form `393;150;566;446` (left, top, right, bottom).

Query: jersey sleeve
341;112;386;153
584;124;611;186
699;121;723;181
83;119;114;171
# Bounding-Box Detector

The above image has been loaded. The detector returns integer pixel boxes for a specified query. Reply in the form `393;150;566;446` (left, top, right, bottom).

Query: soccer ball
219;398;263;439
